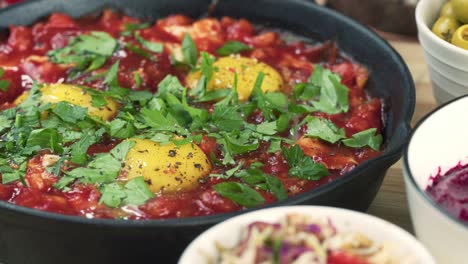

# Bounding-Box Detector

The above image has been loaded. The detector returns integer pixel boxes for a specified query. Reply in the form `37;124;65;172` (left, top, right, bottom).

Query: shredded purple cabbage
305;223;321;234
279;242;313;264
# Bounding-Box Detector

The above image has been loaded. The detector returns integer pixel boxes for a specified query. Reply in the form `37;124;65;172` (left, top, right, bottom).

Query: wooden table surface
367;37;437;233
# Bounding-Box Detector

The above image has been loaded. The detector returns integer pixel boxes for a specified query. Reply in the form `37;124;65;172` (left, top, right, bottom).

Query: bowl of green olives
416;0;468;104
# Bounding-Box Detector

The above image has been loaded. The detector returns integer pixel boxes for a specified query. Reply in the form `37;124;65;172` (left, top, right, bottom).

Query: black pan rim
0;0;415;227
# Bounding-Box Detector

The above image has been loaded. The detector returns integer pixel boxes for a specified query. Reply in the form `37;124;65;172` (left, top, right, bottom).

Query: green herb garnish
282;145;329;181
135;32;163;53
48;31;117;77
342;128;382;151
305;116;346;144
216;41;252;56
213;182;265;208
182;33;198;68
0;68;10;92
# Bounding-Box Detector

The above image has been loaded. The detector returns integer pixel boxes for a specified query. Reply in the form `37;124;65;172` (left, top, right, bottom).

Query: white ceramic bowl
416;0;468;105
179;206;434;264
404;95;468;263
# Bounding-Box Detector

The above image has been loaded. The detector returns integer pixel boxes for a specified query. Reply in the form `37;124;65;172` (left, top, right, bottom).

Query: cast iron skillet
0;0;414;263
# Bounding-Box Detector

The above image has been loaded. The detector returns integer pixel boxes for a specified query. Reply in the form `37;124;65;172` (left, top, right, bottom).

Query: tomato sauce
0;11;383;219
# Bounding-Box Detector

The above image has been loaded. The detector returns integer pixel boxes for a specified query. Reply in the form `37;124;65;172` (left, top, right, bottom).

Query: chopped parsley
52;102;88;123
125;42;155;60
99;176;154;208
26;128;63;154
121;22;150;37
48;31;118;78
64;140;135;186
295;65;349;115
282;145;329;181
213;182;265;208
0;68;10;92
200;51;215;81
305;116;346;144
211;105;244;131
235;168;287;201
216;41;252;56
135;32;163;53
181;33;198;68
342;128;382;151
250;73;288;120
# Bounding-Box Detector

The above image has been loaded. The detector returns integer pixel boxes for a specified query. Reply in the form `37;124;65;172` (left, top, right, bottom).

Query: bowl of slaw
179;206;434;264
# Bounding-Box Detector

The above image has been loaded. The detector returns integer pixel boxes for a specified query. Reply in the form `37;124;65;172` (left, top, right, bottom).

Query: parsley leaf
250;73;288;120
69;130;99;164
124;176;155;205
196;89;230;102
73;32;117;56
99;183;126;208
104;60;120;87
200;51;215;81
149;133;172;143
133;72;142;89
215;72;239;107
121;22;150;37
342;128;382;151
268;140;282;153
222;131;259;154
71;154;122;184
282;145;329;181
90;93;108;108
125;42;154;60
172;134;203;147
309;65;349;114
0;162;26;184
53;176;75;190
48;31;117;76
26;128;63;154
140;108;182;133
109;118;136;139
0;115;12;132
211;105;244;131
235;168;287;201
52;102;88;123
276;113;292;133
135;32;163;53
110;140;136;162
264;174;287;200
182;33;198;68
128;91;153;103
99;177;154;208
213;182;265;208
256;121;277;136
0;68;10;92
0;80;10;92
216;41;252;56
156;75;185;98
293;82;320;100
64;140;135;186
305;116;346;144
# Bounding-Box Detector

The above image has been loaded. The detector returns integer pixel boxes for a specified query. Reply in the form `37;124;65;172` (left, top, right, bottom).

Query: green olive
440;2;455;17
432;16;461;41
451;24;468;50
451;0;468;23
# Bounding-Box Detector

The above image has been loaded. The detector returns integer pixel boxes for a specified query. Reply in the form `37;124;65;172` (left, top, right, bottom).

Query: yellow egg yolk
122;138;211;193
14;83;119;121
186;56;283;102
